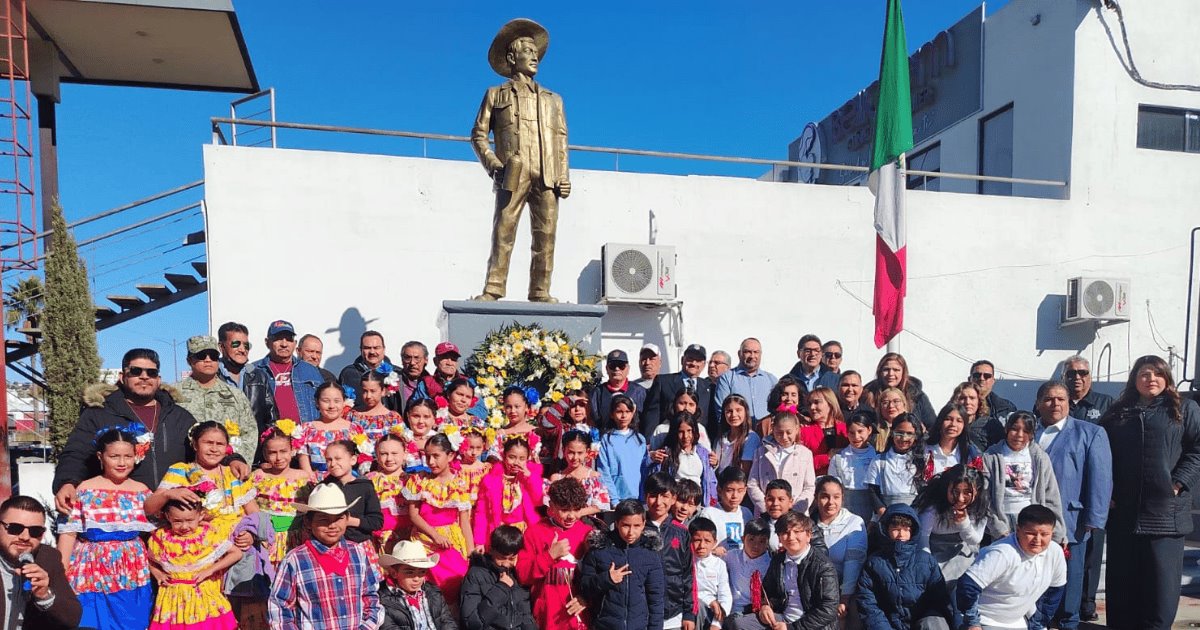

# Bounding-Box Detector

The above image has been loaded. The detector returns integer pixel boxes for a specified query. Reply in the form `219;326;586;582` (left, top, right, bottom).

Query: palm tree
4;274;43;335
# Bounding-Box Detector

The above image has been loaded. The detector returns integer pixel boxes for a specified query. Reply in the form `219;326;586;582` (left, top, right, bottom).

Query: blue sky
13;0;1006;379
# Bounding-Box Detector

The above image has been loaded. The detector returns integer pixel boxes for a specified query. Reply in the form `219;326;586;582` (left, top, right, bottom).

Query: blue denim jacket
251;356;323;422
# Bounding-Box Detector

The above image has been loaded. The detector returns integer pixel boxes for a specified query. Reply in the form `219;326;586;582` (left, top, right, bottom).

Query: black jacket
647;517;696;622
221;359;276;433
1069;389;1113;423
762;545;841;630
339;356;402;412
325;476;384;544
590;382;648;434
1103;396;1200;536
643;371;716;447
579;528;665;630
379;581;457;630
460;553;538;630
53;383;197;492
984;391;1017;418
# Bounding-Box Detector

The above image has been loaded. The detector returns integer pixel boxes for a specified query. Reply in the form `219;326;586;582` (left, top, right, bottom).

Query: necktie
686;377;696;393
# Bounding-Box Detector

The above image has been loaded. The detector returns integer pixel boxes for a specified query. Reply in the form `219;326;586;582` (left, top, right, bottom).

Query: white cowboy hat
487;18;549;77
296;483;360;515
380;540;440;569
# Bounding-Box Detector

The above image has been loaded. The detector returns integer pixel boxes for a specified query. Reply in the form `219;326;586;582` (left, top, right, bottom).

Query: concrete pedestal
440;300;608;358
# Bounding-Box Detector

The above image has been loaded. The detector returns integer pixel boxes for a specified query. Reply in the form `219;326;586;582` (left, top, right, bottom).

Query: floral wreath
93;422;153;464
463;322;601;429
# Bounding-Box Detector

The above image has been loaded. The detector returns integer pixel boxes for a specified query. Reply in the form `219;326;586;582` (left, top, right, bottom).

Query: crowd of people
5;320;1197;630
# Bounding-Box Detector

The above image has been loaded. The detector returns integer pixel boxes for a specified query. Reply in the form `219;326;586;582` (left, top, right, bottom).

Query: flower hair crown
93;422;154;465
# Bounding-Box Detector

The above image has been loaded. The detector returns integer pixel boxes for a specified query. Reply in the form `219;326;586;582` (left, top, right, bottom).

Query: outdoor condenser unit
1064;276;1131;323
602;243;676;304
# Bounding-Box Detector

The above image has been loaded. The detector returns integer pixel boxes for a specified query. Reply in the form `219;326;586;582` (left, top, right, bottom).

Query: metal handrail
209;116;1069;188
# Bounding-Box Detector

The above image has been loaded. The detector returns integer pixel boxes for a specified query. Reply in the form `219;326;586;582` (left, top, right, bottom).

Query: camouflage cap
187;335;220;356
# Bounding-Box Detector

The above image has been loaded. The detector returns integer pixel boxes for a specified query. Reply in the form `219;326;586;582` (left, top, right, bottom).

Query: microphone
17;553;33;592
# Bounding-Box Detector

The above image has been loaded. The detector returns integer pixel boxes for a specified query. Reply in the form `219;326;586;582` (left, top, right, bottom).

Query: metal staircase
4;181;208;381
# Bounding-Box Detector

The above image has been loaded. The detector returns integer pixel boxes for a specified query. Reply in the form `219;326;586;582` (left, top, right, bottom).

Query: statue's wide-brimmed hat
488;18;549;77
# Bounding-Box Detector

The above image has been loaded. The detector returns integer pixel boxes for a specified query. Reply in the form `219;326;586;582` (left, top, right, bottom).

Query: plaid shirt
269;538;382;630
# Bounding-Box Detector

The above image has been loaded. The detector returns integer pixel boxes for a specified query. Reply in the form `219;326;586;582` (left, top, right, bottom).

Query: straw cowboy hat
296;483;360;515
488;18;549;77
380;540;440;569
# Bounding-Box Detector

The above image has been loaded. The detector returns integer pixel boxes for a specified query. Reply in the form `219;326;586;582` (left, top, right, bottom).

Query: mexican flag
870;0;913;349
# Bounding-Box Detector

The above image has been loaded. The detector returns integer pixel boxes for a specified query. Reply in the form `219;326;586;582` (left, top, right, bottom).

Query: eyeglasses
971;372;995;381
0;522;46;538
824;352;842;360
125;366;160;378
607;362;628;371
880;399;904;407
401;355;424;364
1065;369;1090;378
191;350;220;362
801;347;822;355
892;431;916;438
709;360;729;366
228;340;252;350
571;400;589;409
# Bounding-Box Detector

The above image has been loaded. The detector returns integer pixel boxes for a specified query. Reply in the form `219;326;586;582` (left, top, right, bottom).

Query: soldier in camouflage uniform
178;335;258;462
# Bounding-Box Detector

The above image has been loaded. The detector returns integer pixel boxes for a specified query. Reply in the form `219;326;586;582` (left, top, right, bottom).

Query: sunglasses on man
228;340;252;350
0;521;46;538
971;372;994;381
1065;369;1090;378
190;350;220;362
824;352;842;360
125;366;160;378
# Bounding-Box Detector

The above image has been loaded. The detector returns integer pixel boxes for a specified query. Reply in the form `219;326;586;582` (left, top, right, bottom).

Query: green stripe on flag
870;0;913;172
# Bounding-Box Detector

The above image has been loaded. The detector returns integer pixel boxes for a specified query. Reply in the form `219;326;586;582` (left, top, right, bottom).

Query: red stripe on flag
873;235;906;348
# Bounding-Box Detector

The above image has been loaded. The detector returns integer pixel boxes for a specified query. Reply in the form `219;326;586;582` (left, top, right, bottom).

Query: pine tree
42;200;100;453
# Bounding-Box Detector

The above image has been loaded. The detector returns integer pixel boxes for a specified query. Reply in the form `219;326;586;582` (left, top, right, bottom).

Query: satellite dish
611;249;653;294
1083;280;1115;316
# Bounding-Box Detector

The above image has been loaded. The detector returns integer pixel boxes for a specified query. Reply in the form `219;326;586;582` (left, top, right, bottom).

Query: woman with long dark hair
1101;355;1200;630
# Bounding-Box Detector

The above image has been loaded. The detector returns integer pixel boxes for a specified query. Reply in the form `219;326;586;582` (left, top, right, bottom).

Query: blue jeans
1042;538;1086;630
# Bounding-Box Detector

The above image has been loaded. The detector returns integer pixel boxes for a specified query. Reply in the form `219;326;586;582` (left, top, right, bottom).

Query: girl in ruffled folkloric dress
404;433;476;605
145;420;258;544
547;429;610;518
296;383;366;476
147;500;243;630
368;433;410;553
251;422;314;564
58;424;157;630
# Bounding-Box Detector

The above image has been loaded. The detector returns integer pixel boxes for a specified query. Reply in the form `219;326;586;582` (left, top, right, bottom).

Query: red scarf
305;540;349;576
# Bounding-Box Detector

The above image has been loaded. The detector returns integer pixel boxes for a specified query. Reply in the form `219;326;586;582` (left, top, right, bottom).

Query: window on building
978;104;1014;196
1137;105;1200;153
906;143;940;191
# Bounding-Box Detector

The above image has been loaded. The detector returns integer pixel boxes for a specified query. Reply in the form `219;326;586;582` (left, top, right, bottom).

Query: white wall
203;1;1200;410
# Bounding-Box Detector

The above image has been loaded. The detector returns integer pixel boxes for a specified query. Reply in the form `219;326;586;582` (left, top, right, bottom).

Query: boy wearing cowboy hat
268;483;383;630
378;541;458;630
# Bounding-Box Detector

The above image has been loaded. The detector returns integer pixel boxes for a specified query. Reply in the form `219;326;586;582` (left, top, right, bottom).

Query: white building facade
202;0;1200;410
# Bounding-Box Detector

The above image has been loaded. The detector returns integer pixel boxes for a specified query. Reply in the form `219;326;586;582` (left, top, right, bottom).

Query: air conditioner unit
1064;277;1131;323
602;243;676;303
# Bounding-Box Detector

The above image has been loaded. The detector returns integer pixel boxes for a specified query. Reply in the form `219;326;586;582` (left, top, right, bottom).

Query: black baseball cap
683;344;707;359
606;349;629;364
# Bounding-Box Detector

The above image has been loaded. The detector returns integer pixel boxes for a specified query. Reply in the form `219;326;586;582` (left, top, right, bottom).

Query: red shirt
129;402;159;432
270;360;301;421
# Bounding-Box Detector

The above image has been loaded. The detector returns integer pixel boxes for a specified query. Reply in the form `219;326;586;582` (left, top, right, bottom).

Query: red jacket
799;422;848;475
517;517;593;630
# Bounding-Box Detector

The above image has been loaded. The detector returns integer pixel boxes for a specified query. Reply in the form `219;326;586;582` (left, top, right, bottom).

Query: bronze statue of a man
470;18;570;303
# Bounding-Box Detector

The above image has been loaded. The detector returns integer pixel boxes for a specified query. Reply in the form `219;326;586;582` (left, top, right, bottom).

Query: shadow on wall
600;303;674;373
322;307;375;375
577;259;603;305
1035;294;1095;354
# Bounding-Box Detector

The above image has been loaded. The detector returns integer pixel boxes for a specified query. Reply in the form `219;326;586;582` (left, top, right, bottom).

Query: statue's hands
557;179;572;199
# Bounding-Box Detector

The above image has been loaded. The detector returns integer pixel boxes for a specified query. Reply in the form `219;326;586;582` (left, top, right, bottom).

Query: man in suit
1059;354;1114;622
786;334;840;397
0;496;80;629
643;344;715;445
1033;381;1112;630
470;18;570;303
